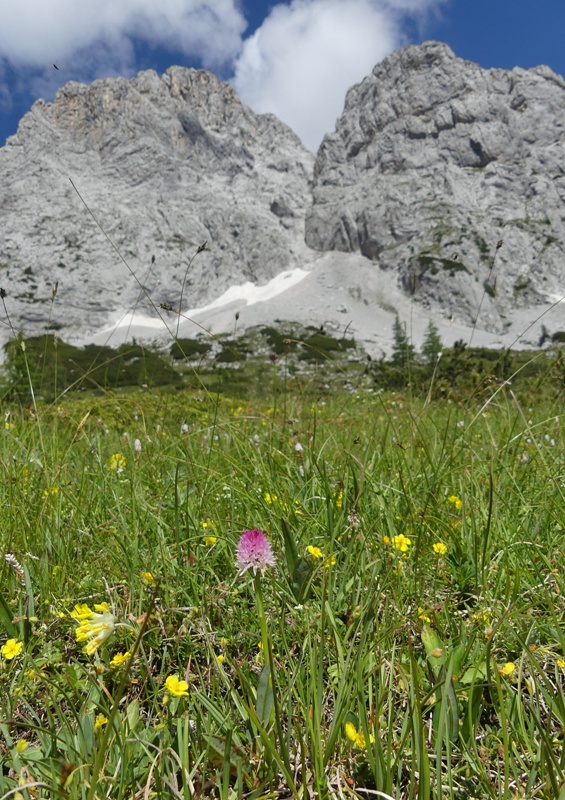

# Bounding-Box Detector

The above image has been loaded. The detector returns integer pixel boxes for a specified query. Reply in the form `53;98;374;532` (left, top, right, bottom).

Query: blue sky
1;0;564;152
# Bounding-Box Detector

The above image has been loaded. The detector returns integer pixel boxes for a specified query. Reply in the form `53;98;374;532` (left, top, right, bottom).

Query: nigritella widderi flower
235;529;276;575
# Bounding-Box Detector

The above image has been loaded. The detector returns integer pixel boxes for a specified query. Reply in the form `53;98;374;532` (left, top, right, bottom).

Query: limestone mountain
0;66;314;341
1;42;565;355
306;41;565;333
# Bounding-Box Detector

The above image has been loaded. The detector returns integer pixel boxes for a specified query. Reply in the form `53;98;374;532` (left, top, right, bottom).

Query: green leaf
421;624;446;675
451;643;467;682
281;517;298;576
460;684;484;743
0;591;17;638
292;557;314;602
459;662;488;685
441;664;460;743
256;665;274;728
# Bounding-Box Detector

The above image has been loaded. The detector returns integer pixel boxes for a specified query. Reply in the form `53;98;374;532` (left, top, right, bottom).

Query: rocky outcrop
306;42;565;330
0;67;314;339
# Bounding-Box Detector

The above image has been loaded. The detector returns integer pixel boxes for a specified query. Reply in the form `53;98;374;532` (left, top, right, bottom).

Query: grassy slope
1;354;565;799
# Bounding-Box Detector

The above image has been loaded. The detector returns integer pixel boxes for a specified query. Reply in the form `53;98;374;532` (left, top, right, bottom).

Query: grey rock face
2;43;565;352
306;41;565;330
0;67;314;340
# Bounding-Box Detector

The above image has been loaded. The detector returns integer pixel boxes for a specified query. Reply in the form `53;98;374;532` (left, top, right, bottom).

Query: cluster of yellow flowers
71;603;115;656
382;535;448;557
306;545;336;568
110;651;131;667
94;714;108;734
108;453;126;473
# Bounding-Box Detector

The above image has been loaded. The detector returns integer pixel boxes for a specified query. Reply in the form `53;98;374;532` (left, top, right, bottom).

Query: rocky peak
307;41;565;330
0;66;314;342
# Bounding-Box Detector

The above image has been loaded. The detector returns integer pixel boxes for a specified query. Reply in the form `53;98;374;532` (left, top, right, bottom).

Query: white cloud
0;0;246;70
233;0;443;151
0;0;445;152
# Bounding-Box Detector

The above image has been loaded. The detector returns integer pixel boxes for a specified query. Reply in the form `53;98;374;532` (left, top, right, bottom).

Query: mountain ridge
1;41;565;356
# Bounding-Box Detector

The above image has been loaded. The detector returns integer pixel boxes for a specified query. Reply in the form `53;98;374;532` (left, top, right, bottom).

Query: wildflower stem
84;584;159;800
252;572;293;781
253;572;270;659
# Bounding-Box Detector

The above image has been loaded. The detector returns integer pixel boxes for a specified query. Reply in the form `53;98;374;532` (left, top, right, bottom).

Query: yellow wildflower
15;740;28;754
108;454;126;473
307;545;324;559
204;536;217;547
324;555;337;568
433;542;447;555
418;608;431;623
448;495;462;510
164;675;189;697
472;609;492;625
557;658;565;670
94;714;108;734
141;571;156;585
382;535;391;545
345;721;374;749
500;662;515;676
217;654;225;664
264;492;278;505
70;603;92;620
73;603;115;656
1;639;23;660
393;534;411;553
109;651;131;667
335;490;343;509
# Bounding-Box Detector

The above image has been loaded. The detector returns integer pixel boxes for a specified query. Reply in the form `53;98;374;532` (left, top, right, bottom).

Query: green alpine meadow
1;332;565;800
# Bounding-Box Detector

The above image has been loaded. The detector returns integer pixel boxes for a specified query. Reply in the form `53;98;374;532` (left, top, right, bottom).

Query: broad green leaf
459;662;488;685
451;642;467;682
292;557;314;602
460;684;484;743
421;624;447;675
442;664;460;743
281;517;298;576
256;665;274;728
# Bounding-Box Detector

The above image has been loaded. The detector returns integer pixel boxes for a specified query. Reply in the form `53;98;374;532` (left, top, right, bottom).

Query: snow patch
96;267;310;336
